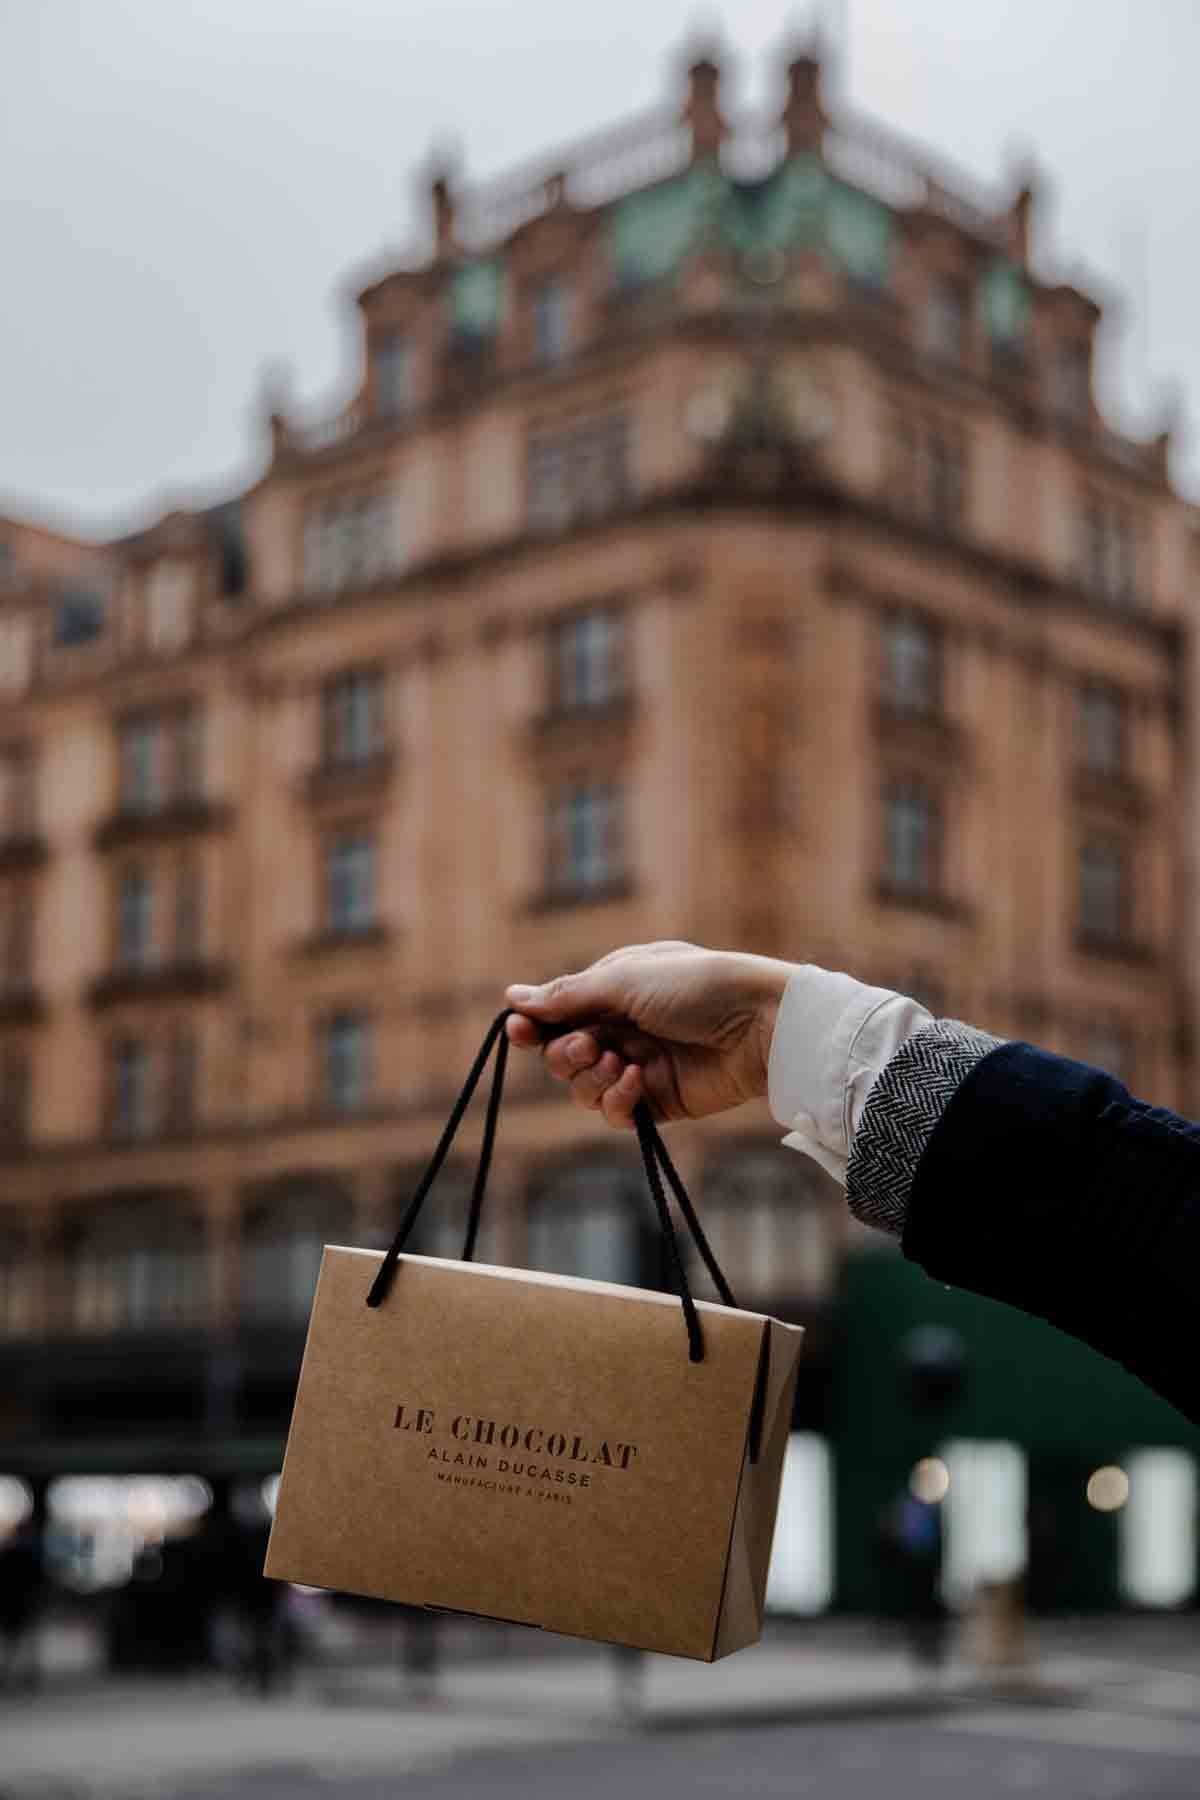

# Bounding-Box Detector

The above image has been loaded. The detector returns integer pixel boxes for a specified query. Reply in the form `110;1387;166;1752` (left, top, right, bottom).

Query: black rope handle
364;1008;739;1363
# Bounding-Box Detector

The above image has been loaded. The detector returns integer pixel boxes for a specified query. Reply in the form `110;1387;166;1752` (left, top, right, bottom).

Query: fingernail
507;984;536;1003
566;1035;590;1066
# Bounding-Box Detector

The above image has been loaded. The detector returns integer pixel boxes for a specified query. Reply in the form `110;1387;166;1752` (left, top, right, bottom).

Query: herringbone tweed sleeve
845;1019;1006;1237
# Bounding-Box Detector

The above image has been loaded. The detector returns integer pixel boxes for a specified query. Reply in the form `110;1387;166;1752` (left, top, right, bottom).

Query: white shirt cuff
767;966;933;1185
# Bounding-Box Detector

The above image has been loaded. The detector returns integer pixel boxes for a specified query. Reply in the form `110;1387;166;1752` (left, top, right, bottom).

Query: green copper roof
607;161;726;288
607;155;893;290
448;157;965;334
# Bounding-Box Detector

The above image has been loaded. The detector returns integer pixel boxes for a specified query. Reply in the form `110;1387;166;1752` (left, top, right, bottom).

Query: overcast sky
4;0;1197;538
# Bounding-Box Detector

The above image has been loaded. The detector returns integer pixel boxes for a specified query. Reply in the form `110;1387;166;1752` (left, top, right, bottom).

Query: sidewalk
5;1619;1200;1798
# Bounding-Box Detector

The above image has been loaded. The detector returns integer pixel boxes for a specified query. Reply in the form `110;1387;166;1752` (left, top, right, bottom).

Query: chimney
430;166;457;259
782;47;828;155
682;49;727;161
1004;164;1038;267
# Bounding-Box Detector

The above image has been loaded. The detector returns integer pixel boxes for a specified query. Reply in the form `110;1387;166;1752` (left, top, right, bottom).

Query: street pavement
5;1620;1200;1800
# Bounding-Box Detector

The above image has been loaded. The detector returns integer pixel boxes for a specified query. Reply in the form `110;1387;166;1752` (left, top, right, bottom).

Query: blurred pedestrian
505;942;1200;1426
877;1490;948;1670
230;1518;292;1697
0;1520;45;1689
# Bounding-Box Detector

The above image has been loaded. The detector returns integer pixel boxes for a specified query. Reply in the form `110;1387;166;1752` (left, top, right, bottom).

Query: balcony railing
456;104;691;249
88;958;229;1009
0;981;42;1025
94;796;229;849
305;748;394;801
452;98;1007;255
0;830;47;873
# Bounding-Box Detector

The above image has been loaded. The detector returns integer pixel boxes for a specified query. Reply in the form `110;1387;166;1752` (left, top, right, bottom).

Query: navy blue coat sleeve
900;1041;1200;1428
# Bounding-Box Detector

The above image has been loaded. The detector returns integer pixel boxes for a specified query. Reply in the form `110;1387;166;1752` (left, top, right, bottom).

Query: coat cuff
846;1019;1007;1237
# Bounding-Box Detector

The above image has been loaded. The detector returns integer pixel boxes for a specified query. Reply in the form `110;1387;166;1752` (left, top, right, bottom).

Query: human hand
505;940;792;1131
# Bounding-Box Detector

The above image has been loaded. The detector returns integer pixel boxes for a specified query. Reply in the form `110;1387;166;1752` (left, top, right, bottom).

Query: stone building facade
0;44;1193;1494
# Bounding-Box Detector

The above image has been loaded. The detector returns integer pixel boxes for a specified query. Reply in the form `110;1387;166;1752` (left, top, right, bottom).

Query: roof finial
678;22;729;161
426;138;461;260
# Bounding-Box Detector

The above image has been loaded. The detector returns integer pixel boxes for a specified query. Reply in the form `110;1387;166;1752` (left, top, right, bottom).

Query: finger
600;1062;643;1131
568;1050;626;1112
505;1013;545;1050
542;1031;602;1082
506;963;630;1030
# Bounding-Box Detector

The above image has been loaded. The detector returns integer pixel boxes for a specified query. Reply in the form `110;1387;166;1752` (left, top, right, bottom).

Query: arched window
68;1194;206;1332
240;1178;353;1322
386;1163;499;1265
698;1146;836;1306
525;1157;658;1288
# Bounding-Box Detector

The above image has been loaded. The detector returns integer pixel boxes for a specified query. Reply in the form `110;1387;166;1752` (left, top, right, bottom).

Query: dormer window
532;277;572;367
921;277;969;363
374;331;413;419
53;584;107;647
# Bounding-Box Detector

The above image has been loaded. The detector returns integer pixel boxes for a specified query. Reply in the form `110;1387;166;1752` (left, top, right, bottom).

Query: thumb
505;969;624;1027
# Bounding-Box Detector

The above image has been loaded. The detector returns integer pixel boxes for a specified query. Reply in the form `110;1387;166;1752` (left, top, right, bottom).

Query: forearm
768;967;1200;1425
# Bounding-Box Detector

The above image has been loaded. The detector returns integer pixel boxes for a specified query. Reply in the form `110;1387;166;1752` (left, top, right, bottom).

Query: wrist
738;955;794;1101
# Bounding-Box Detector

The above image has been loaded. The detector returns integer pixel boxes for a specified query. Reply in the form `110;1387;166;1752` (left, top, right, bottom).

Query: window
0;1049;30;1147
886;414;966;533
1078;682;1125;774
1078;836;1127;942
241;1182;354;1320
323;669;383;767
0;746;35;839
528;438;571;530
111;1039;153;1141
174;854;203;960
325;832;376;936
526;1161;654;1286
174;705;203;800
883;779;938;895
119;716;164;814
323;1012;372;1113
550;609;625;713
532;277;572;367
1052;342;1091;420
881;612;940;716
374;331;413;418
392;1163;499;1263
70;1198;205;1330
528;415;631;532
699;1148;835;1301
1080;497;1138;609
52;585;106;648
167;1027;198;1132
547;783;625;897
302;491;398;595
925;426;965;531
116;868;154;970
922;278;968;362
211;504;249;599
0;897;31;989
118;708;202;813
